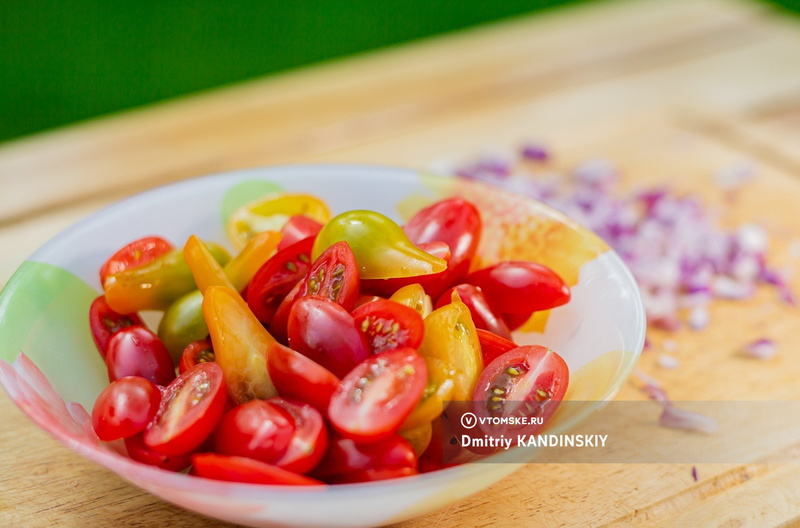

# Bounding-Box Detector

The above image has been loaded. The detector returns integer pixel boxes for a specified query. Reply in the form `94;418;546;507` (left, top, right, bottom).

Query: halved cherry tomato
183;234;236;293
312;211;446;280
313;434;417;481
226;193;331;250
106;326;176;386
278;215;323;251
125;433;192;471
473;345;569;436
103;242;230;313
299;241;359;312
192;453;323;486
92;376;161;441
89;295;142;359
143;362;227;455
475;328;516;366
287;296;370;378
389;283;433;318
179;339;215;374
266;342;340;414
360;242;450;297
352;299;424;354
203;285;278;404
403;198;482;296
213;399;295;463
354;294;383;309
328;348;427;442
436;284;511;339
270;398;328;474
100;236;174;285
402;298;482;431
247;237;314;324
466;261;570;315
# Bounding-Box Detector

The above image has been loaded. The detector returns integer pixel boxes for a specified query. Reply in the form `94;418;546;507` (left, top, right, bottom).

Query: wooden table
2;0;800;525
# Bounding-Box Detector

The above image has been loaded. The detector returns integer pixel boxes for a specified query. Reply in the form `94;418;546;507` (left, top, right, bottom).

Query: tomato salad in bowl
90;191;573;484
0;165;645;528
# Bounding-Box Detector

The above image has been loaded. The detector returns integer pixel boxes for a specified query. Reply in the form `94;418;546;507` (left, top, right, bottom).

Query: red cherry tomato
247;237;314;324
124;433;192;472
328;348;427;442
191;454;323;486
92;376;161;441
270;398;328;474
351;299;425;354
298;241;359;311
278;215;323;251
106;325;176;386
360;242;451;297
266;342;340;415
89;295;143;359
354;294;383;309
213;399;295;464
402;198;481;296
435;284;511;339
287;296;370;378
178;339;215;374
99;236;174;285
143;362;227;455
313;434;417;481
473;345;569;436
475;328;517;366
466;261;570;315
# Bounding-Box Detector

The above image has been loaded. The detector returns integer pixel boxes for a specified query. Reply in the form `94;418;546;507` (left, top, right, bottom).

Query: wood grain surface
2;0;800;526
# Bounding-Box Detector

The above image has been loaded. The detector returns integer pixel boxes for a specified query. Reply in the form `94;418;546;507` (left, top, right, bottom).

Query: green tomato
312;210;446;280
158;290;208;364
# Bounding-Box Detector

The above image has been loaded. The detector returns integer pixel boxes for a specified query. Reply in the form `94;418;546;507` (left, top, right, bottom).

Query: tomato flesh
143;362;227;455
89;295;143;359
270;397;328;474
352;299;425;355
473;345;569;436
247;237;314;324
178;339;215;375
328;348;427;442
299;241;359;311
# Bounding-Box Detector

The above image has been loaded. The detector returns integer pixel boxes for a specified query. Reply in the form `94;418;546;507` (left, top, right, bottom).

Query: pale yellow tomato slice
226;193;331;249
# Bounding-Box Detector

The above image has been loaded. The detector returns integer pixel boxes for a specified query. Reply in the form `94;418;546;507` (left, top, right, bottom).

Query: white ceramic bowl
0;165;645;528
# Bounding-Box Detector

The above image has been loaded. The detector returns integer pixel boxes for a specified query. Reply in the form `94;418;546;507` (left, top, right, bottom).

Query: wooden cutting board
2;0;800;526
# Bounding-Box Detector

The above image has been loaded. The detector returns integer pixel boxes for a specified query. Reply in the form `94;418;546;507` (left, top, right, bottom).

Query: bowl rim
0;162;646;497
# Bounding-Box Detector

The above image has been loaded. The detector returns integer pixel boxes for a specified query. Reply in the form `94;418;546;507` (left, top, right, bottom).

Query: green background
1;0;797;144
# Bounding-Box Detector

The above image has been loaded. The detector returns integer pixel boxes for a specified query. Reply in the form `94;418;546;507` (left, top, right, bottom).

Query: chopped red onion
657;353;680;369
446;148;793;332
741;338;777;360
659;405;719;434
692;466;699;482
521;143;550;162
